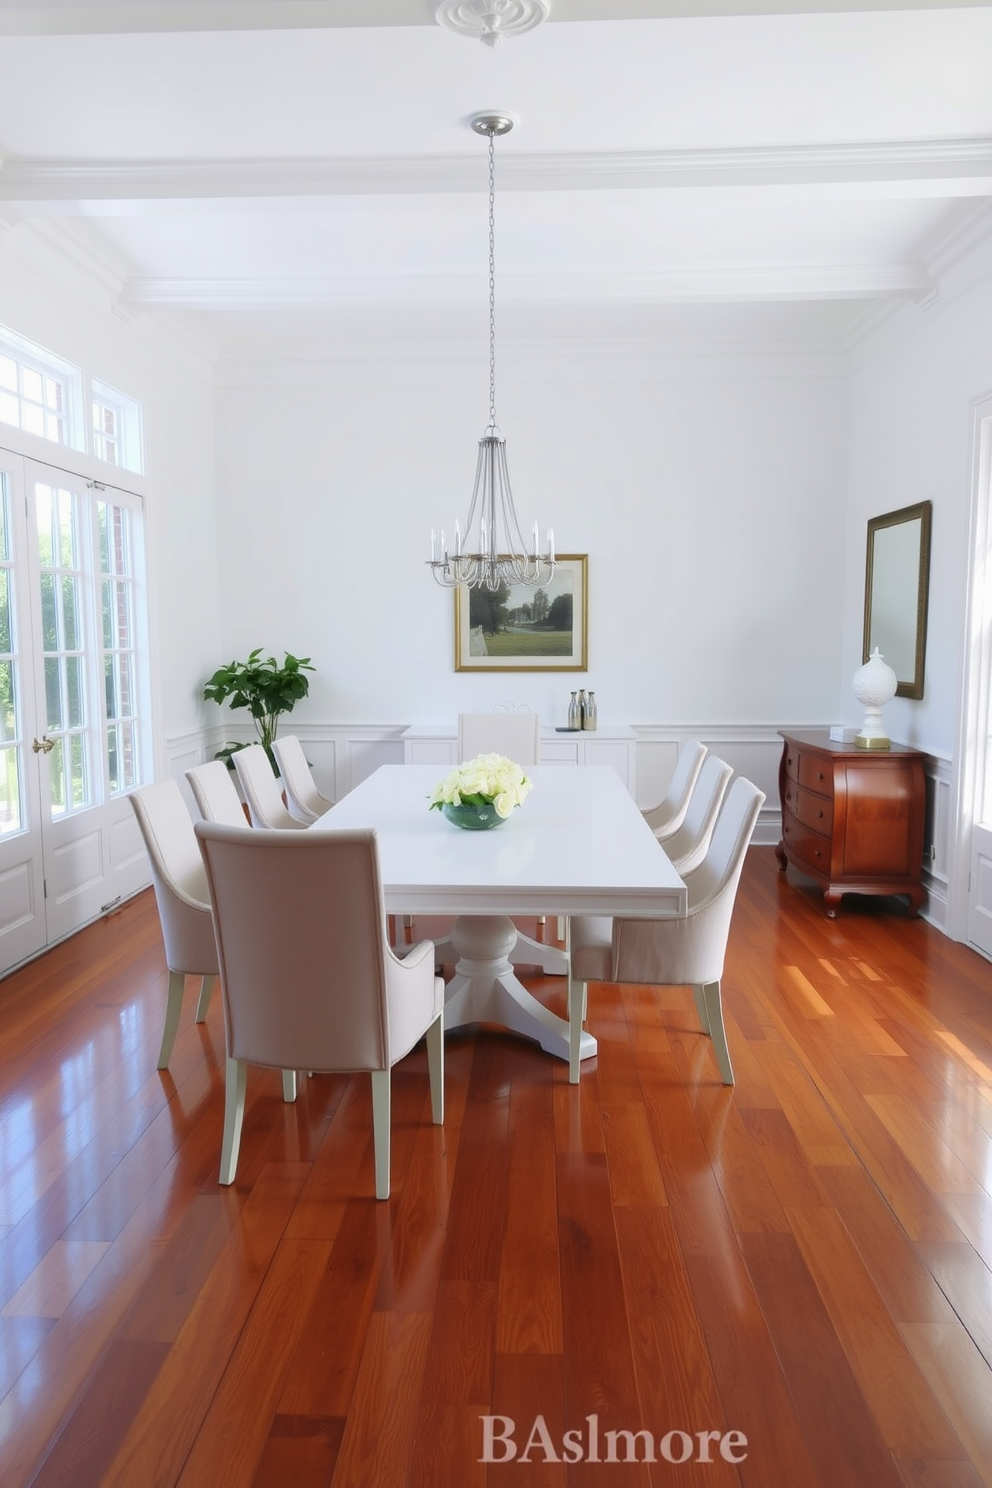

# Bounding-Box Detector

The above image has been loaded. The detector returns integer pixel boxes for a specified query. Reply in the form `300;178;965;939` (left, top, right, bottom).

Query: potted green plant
202;648;315;770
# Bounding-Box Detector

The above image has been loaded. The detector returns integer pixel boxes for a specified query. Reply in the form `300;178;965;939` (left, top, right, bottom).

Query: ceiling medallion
435;0;550;49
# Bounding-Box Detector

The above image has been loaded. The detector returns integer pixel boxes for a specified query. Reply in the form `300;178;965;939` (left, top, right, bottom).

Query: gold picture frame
863;501;932;700
454;554;588;672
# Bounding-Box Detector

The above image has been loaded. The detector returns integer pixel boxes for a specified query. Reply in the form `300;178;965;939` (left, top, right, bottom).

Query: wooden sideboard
775;729;926;918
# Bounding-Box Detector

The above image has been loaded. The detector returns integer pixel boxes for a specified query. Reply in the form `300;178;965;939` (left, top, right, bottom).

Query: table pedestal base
443;915;597;1066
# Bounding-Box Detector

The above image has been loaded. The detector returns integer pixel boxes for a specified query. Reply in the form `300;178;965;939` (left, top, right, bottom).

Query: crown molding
0;0;985;35
2;137;990;204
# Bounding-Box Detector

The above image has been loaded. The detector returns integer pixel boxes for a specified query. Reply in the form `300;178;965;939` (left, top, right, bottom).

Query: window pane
23;403;44;437
40;572;57;650
0;390;17;428
107;723;119;794
120;718;136;790
66;656;82;729
70;733;85;808
118;650;134;714
48;736;66;817
57;490;74;567
0;661;15;741
97;503;109;572
104;654;116;719
0;488;7;564
0;745;21;834
0;355;16;392
62;575;78;650
44;656;62;730
22;367;42;403
0;571;10;654
35;485;53;565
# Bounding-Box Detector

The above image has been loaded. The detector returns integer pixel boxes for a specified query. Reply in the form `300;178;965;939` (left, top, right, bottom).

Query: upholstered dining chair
271;734;333;823
185;759;248;827
661;753;734;878
129;780;218;1069
194;822;445;1197
232;743;308;831
457;711;540;765
566;774;765;1085
641;738;707;842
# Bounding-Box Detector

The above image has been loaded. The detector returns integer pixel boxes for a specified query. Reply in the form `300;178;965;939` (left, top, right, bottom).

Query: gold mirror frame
862;500;932;700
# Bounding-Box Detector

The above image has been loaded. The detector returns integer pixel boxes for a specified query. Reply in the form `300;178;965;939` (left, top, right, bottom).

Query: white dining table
315;765;686;1068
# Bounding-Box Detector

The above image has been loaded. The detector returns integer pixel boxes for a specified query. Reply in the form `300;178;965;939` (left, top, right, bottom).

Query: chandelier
427;113;556;592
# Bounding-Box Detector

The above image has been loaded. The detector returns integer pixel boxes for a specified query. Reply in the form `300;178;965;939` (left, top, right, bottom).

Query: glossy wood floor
2;849;992;1486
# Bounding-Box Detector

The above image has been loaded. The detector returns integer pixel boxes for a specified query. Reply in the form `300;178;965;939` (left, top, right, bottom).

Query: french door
0;448;149;973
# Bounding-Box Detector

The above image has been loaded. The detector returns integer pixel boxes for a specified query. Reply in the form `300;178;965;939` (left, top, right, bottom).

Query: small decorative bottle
583;690;598;731
567;691;580;730
577;689;587;728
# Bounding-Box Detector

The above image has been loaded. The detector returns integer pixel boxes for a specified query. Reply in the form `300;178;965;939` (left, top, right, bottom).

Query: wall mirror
863;500;932;699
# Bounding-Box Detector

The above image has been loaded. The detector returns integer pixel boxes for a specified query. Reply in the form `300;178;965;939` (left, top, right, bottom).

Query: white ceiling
0;0;989;356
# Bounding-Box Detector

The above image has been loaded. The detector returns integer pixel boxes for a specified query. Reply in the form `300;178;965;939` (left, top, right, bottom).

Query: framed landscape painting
454;554;588;672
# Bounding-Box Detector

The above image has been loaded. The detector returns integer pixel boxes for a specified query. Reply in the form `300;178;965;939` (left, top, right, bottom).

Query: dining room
0;2;992;1484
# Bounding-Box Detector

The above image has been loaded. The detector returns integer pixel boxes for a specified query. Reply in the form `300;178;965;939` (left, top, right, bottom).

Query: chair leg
370;1068;391;1200
426;1012;444;1126
219;1056;248;1184
194;973;216;1023
282;1070;298;1102
567;974;586;1085
157;969;186;1070
698;979;734;1085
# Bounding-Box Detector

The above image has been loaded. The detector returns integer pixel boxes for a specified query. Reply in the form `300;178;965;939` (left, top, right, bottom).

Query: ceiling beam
1;139;989;205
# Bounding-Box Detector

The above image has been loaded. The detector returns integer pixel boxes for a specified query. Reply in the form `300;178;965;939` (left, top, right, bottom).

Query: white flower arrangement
429;752;533;820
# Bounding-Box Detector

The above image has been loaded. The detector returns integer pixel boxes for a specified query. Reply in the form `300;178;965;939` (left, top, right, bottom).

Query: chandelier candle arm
427;112;558;592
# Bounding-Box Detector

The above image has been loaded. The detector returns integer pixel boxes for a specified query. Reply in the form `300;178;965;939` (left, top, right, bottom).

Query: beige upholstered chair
457;711;540;765
661;753;733;877
642;739;707;842
194;822;445;1197
567;775;765;1085
232;743;307;831
271;734;333;823
185;759;248;827
129;780;218;1069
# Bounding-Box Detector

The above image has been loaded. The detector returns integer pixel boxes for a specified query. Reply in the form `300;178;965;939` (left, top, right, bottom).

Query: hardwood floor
2;848;992;1486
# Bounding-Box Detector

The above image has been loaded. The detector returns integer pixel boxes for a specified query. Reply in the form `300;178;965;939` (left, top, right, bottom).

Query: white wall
843;233;992;760
213;344;849;733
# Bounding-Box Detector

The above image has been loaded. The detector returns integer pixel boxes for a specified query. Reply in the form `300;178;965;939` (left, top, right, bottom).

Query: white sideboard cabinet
401;724;637;794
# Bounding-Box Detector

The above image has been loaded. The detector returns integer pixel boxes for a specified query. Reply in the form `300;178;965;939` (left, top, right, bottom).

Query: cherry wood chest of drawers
775;730;926;918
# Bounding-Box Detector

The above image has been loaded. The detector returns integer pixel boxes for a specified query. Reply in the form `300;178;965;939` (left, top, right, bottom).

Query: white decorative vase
852;647;897;750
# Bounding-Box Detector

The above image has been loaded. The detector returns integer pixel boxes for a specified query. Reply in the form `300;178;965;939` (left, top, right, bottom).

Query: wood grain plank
739;1229;905;1488
329;1311;433;1488
406;1281;496;1488
788;1205;966;1460
496;1077;562;1354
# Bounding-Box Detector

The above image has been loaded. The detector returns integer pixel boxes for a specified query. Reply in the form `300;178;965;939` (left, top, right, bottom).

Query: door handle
31;735;56;754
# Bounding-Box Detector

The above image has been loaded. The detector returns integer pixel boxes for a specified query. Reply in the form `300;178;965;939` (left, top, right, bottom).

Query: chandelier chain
488;129;497;431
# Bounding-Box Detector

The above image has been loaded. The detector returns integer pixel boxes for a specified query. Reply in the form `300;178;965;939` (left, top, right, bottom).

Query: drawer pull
817;809;824;819
817;771;824;781
814;849;822;859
